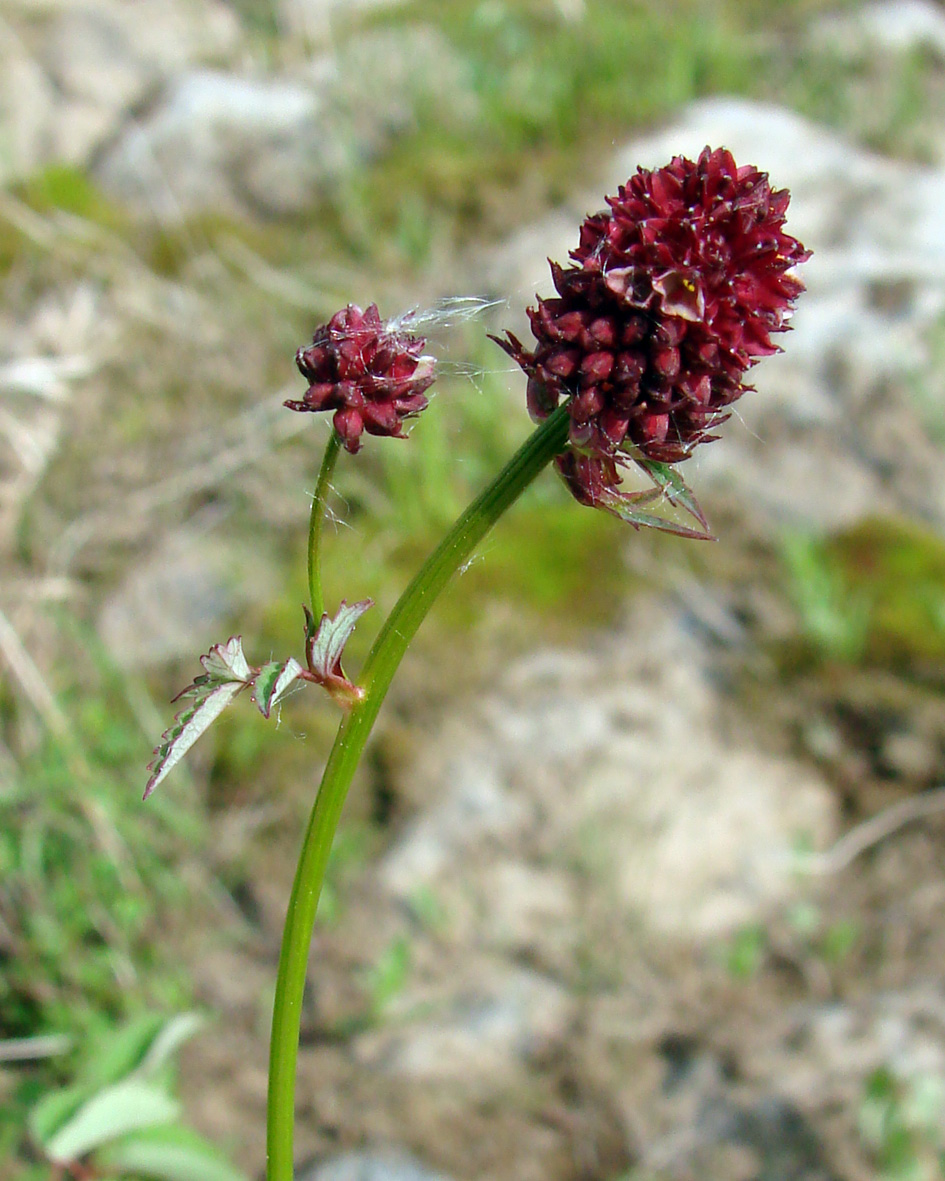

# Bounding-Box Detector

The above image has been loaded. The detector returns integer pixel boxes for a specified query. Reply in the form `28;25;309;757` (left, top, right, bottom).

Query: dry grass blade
802;786;945;875
0;604;72;742
0;1034;73;1063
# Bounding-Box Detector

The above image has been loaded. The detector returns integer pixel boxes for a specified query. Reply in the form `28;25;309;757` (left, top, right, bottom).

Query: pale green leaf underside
636;457;710;530
44;1080;179;1163
599;492;715;539
101;1126;248;1181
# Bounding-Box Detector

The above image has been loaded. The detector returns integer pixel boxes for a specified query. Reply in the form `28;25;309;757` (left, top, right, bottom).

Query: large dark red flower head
287;303;436;453
494;147;809;506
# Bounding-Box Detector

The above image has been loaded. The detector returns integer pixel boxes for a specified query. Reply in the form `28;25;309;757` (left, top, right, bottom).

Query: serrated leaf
101;1124;248;1181
145;681;245;799
43;1080;179;1163
198;636;252;684
305;600;372;704
252;658;305;718
307;600;372;678
135;1013;205;1079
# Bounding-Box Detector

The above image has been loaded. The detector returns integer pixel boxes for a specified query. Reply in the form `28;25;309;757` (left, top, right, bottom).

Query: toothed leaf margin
145;682;246;799
305;600;373;704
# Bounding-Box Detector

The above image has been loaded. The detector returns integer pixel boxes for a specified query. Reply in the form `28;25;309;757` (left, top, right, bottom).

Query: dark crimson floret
286;304;435;453
493;146;809;506
554;451;623;506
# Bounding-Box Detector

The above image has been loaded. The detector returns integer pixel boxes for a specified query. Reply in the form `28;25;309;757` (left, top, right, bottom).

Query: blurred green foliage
860;1067;945;1181
24;1013;246;1181
783;518;945;672
0;629;204;1158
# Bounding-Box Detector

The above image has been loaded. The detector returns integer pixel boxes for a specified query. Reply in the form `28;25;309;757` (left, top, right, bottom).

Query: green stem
266;403;570;1180
307;428;342;620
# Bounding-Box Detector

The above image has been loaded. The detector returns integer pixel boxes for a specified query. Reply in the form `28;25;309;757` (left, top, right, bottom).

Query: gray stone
95;70;331;219
40;0;240;79
96;522;273;668
381;601;836;942
279;0;408;41
480;860;578;957
41;8;157;113
95;24;474;219
0;284;104;553
379;753;527;899
623;1040;840;1180
1;0;241;179
771;988;945;1104
299;1149;454;1181
355;965;574;1084
324;26;478;142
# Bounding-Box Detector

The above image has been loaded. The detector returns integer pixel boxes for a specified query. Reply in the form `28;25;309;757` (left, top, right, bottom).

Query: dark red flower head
494;147;809;505
286;303;436;453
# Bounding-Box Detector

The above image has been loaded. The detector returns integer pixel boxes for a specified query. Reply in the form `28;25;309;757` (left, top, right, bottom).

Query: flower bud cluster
286;303;435;453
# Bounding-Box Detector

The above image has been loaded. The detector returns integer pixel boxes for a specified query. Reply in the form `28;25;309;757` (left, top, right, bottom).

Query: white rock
1;0;242;177
481;861;578;956
97;522;274;667
380;756;526;899
814;0;945;59
602;748;833;937
95;23;474;218
0;29;55;181
300;1149;454;1181
772;988;945;1106
42;0;240;78
96;70;328;219
41;7;157;112
0;356;93;402
279;0;407;41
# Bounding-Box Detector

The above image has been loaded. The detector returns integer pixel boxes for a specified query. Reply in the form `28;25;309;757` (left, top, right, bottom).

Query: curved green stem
307;428;342;620
266;404;570;1180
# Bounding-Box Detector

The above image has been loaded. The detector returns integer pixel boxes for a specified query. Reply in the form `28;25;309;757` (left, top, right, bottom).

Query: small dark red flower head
494;147;809;503
286;303;436;453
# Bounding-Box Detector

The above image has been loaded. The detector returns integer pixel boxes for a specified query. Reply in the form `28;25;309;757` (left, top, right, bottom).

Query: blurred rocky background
2;1;945;1179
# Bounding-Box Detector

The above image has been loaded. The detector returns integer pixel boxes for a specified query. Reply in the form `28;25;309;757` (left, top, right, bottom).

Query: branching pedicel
145;149;808;1181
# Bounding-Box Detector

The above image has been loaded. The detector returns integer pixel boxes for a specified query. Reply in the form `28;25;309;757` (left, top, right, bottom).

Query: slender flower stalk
266;404;570;1181
307;428;342;621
